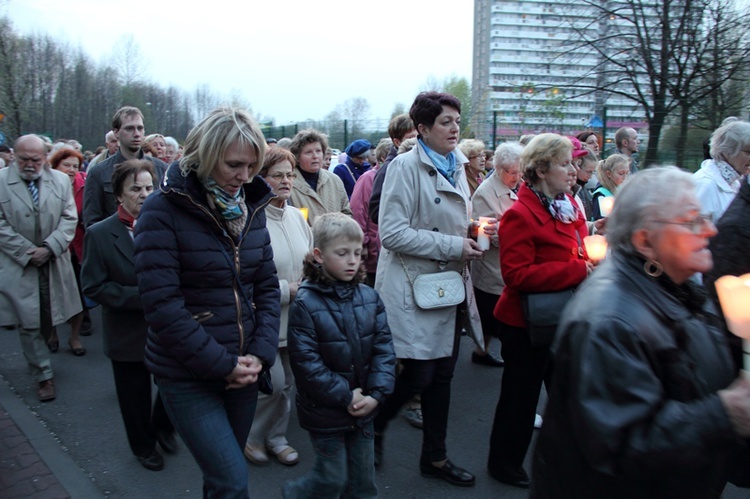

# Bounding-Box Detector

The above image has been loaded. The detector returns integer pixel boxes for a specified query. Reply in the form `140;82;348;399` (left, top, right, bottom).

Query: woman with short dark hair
373;91;487;487
289;129;351;224
82;159;176;471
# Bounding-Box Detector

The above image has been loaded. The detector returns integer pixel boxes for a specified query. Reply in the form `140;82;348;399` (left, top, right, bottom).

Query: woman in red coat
487;134;593;488
49;146;88;355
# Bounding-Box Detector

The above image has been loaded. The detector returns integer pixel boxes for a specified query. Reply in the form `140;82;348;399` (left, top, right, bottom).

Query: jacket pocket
192;311;214;323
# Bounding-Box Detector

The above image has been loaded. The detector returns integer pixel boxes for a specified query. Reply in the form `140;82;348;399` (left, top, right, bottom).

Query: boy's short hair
312;213;363;252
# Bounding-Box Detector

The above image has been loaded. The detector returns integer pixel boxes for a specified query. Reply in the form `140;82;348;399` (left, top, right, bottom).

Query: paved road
0;308;746;498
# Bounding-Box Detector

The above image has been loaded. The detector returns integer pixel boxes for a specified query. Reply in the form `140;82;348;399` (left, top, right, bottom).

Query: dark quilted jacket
288;258;396;433
134;163;280;381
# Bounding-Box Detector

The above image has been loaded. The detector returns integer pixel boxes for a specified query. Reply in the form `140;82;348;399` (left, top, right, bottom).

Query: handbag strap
396;253;469;285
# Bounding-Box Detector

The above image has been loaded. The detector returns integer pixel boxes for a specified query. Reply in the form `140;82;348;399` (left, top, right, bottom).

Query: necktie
28;180;39;206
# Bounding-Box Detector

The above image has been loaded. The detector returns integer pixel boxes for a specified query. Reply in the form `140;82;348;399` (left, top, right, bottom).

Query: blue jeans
156;378;258;499
283;423;377;499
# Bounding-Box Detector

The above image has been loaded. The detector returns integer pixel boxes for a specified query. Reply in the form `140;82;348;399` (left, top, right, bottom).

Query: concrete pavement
0;309;746;498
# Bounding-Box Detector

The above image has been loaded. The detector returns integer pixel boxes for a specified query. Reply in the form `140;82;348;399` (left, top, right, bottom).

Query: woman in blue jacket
134;107;280;498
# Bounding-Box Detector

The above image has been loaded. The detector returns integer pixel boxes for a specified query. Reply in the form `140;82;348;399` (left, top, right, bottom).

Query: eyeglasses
267;172;298;180
653;214;714;234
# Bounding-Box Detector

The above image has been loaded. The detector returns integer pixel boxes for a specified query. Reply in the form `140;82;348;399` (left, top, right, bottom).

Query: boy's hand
348;388;364;412
348;395;379;417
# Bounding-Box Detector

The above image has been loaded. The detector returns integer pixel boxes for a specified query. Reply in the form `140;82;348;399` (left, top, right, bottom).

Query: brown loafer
38;379;56;402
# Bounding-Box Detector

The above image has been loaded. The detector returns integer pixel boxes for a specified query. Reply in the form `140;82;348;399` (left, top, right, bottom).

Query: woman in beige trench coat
373;92;488;487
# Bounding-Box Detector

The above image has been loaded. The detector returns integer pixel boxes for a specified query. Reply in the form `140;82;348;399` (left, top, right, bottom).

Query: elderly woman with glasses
469;141;523;367
458;139;487;196
531;167;750;498
244;147;312;467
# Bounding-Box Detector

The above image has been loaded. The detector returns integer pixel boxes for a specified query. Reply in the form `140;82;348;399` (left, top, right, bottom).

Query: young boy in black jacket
284;213;396;498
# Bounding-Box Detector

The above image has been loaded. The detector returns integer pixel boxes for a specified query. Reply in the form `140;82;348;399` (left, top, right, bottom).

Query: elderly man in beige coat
0;135;82;401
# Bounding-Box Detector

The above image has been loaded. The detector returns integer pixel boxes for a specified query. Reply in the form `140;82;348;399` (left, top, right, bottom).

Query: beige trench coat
375;142;483;360
0;166;82;329
470;171;518;296
289;167;352;225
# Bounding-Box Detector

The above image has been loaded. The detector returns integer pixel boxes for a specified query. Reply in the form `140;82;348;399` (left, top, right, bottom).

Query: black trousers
473;287;502;339
374;314;461;463
111;360;173;457
487;321;550;473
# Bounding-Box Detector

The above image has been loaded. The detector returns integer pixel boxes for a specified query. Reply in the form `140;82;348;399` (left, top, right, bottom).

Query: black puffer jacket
705;177;750;374
531;252;737;499
288;258;396;433
134;163;280;381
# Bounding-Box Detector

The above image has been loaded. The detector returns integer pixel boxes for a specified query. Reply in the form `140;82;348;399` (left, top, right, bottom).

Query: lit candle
598;196;615;217
299;207;309;222
477;216;492;251
715;273;750;371
583;234;608;263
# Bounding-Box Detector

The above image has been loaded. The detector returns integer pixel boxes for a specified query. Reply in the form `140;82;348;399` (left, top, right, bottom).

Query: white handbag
398;254;466;310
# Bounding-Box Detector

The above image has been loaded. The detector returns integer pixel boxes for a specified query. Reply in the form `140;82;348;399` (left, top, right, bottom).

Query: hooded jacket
134;163;280;381
288;258;396;433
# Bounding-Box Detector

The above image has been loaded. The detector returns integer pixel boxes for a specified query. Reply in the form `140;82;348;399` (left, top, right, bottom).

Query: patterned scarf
528;182;579;224
714;159;742;192
201;176;245;220
419;138;457;187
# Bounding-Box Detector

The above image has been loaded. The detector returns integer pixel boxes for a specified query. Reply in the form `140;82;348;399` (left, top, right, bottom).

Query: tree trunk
675;103;690;167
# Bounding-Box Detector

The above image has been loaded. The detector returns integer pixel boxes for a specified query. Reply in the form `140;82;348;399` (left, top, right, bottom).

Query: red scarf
117;205;136;231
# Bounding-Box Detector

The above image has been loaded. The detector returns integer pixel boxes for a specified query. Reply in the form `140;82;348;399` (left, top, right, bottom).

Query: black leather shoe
420;459;475;487
472;351;505;367
137;449;164;471
156;430;177;454
488;465;530;488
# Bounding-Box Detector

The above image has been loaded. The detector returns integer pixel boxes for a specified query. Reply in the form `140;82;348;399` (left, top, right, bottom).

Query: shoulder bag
521;231;583;348
398;254;466;310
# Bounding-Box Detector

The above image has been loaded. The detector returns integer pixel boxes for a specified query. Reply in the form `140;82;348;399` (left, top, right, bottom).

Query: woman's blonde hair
179;107;266;181
596;154;631;194
520;133;573;185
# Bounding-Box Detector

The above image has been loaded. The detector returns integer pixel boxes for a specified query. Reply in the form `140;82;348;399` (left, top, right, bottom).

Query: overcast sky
3;0;474;125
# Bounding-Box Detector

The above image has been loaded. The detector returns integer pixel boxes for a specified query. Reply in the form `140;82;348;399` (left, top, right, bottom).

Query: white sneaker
534;414;543;429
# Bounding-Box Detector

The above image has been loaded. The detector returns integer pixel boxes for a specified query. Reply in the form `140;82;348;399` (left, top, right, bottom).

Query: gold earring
643;259;663;277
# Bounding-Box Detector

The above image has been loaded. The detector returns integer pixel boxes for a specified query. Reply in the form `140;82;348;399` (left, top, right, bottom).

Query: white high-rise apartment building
471;0;647;144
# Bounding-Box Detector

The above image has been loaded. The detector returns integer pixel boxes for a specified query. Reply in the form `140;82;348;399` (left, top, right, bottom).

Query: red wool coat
494;183;589;328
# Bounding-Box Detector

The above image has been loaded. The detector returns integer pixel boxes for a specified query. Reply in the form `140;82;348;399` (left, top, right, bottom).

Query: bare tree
110;34;149;87
0;17;30;137
342;97;371;138
559;0;750;166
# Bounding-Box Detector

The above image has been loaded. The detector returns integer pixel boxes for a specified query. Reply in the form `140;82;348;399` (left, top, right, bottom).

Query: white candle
715;273;750;371
478;217;492;251
598;196;615;217
583;234;608;263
